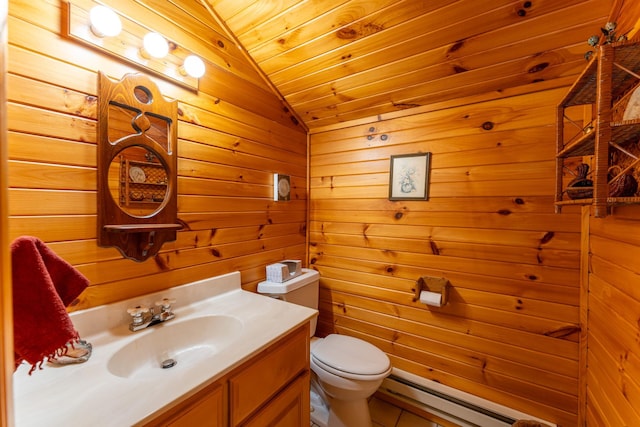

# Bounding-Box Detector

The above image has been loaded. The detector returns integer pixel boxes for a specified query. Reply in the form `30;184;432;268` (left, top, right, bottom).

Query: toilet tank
257;268;319;336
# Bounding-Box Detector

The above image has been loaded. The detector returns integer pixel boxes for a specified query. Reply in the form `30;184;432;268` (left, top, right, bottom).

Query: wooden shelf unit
120;158;168;207
556;40;640;217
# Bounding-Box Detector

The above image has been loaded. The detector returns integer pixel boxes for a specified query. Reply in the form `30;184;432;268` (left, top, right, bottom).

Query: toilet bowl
310;334;392;427
257;269;392;427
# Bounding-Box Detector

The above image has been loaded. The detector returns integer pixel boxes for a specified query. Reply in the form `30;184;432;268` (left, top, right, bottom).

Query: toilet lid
311;334;390;376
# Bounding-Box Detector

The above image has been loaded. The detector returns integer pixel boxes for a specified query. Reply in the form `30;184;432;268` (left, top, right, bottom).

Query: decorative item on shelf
565;163;593;200
129;166;146;183
622;85;640;120
584;22;627;60
608;165;638;197
129;191;145;201
152;193;165;202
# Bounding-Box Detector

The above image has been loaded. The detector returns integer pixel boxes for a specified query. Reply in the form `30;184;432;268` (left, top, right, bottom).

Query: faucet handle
155;297;176;312
127;305;150;316
127;305;149;326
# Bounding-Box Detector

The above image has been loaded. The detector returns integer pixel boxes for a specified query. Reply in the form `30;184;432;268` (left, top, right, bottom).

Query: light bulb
181;55;205;78
89;6;122;38
141;32;169;59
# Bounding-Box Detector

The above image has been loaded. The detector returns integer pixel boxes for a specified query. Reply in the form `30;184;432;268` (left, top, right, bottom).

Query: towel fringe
26;334;82;375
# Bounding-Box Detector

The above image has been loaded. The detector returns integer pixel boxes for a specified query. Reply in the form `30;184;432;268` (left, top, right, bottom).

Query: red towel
11;236;90;374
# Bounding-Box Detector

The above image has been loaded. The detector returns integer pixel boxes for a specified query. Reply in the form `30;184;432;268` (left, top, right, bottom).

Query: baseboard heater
379;369;556;427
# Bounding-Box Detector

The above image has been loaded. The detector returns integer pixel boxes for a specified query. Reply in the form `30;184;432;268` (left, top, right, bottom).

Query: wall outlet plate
274;173;291;201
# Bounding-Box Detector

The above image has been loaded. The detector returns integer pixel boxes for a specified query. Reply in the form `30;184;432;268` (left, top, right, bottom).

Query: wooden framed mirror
97;72;181;261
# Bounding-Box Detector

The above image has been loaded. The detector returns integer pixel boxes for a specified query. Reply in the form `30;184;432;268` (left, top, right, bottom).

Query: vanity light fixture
141;32;169;59
88;5;121;38
65;1;203;91
180;55;206;78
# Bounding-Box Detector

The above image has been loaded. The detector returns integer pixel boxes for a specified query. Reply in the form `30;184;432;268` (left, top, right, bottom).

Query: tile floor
311;395;442;427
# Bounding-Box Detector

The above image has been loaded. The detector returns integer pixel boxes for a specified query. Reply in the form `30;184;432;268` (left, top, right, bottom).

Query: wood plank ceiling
202;0;615;130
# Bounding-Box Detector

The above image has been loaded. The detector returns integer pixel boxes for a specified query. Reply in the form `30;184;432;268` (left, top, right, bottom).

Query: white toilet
258;268;392;427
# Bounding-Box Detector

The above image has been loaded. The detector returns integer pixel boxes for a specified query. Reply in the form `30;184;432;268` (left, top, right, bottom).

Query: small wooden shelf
555;198;593;206
557;130;596;158
120;157;168;208
103;224;183;233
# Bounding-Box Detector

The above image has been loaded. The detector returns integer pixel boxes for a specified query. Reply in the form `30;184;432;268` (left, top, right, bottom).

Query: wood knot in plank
154;255;169;270
528;62;549;73
448;40;465;54
540;231;554;244
337;27;358;39
544;325;581;339
392;102;421;109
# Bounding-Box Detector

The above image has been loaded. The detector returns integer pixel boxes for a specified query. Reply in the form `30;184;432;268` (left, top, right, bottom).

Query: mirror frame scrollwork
97;72;181;261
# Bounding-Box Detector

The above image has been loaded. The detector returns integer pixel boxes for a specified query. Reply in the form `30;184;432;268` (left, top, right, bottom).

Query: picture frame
389;152;431;200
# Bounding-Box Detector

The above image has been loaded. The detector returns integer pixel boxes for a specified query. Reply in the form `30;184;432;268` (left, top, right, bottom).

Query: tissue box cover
266;260;302;282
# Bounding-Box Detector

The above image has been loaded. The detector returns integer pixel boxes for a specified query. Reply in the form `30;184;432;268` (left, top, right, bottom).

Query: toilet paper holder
412;276;449;306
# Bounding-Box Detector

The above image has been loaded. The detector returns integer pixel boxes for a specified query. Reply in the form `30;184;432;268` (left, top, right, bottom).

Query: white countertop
13;271;317;426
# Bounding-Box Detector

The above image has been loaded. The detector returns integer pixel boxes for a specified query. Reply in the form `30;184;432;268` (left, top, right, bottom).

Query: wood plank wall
579;3;640;426
1;1;14;425
7;0;307;310
586;207;640;426
308;87;583;426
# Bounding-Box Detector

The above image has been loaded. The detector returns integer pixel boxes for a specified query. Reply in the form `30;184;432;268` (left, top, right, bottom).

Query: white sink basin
107;315;243;380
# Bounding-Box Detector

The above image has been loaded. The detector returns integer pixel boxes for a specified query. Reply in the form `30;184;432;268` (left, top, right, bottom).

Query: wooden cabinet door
240;371;310;427
145;382;227;427
229;325;309;425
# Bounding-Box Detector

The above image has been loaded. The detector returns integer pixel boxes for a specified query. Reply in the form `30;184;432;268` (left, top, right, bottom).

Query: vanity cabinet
229;323;310;426
160;382;226;427
241;372;310;427
143;323;310;427
555;40;640;217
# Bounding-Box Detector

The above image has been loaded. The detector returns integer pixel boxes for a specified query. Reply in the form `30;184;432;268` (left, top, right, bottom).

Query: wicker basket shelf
556;40;640;217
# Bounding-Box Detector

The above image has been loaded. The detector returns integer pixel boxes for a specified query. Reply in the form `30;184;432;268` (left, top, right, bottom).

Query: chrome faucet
127;298;176;332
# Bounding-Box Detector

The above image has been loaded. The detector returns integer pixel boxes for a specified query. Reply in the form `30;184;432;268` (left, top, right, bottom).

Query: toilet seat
311;334;391;380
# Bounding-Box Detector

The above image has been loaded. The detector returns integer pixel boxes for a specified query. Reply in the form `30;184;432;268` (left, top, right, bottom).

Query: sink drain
161;358;177;369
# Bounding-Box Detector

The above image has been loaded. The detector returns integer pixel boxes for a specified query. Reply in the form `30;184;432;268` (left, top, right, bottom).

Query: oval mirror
108;146;169;218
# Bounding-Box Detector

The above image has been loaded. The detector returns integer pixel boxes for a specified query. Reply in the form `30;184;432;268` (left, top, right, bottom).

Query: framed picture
389;153;431;200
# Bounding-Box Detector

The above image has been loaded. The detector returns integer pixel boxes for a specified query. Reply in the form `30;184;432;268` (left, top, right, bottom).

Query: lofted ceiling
202;0;617;130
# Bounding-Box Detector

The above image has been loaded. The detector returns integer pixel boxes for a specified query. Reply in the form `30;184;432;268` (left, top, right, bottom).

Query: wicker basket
608;165;638;197
565;163;593;199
